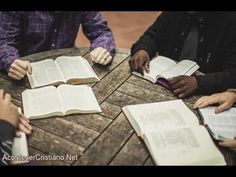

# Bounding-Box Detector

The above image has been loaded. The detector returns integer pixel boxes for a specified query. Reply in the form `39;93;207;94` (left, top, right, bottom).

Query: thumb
27;62;32;74
215;102;231;114
144;59;150;73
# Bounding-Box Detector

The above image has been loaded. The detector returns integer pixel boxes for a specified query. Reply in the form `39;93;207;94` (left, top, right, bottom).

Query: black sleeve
0;119;16;165
196;15;236;94
196;70;236;94
131;12;176;58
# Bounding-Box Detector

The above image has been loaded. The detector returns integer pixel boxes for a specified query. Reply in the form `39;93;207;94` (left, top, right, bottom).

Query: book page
161;60;199;78
132;55;176;83
199;106;236;140
57;84;101;114
123;100;199;137
27;59;64;88
55;56;99;84
144;126;226;165
22;86;64;119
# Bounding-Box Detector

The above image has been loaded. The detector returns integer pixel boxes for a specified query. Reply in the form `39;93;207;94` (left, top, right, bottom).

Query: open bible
22;84;102;119
132;55;199;89
198;106;236;141
122;100;226;165
27;56;100;88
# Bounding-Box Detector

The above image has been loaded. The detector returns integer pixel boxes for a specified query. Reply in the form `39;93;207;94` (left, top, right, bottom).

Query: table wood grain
1;47;235;165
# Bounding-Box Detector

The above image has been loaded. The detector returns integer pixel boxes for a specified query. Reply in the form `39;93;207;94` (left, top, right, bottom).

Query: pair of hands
8;47;112;80
0;89;33;137
194;91;236;152
129;50;198;98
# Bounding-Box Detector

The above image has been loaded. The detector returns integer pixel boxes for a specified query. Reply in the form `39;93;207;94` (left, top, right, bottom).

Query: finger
138;66;144;76
18;123;32;135
129;58;134;72
9;67;25;79
90;48;100;61
173;86;186;97
95;49;107;63
179;89;192;99
144;60;150;73
20;117;33;131
10;63;27;76
8;72;21;80
98;52;110;65
168;76;183;85
193;96;209;108
15;60;29;70
171;80;185;90
28;63;32;74
15;130;22;137
20;113;30;123
133;57;138;71
219;140;236;148
103;56;112;65
0;89;4;100
215;102;232;114
196;96;220;109
137;58;147;76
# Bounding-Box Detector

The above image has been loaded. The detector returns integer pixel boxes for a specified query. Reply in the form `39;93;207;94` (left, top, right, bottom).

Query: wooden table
0;47;235;165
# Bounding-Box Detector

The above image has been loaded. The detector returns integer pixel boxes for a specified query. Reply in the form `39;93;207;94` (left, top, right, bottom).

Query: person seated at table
193;90;236;152
0;11;116;80
0;89;33;165
129;12;236;98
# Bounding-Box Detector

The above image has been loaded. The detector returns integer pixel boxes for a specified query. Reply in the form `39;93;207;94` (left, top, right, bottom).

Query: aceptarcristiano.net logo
2;154;78;162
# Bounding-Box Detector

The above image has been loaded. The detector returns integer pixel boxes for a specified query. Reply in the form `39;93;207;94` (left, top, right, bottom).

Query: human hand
0;89;19;128
129;50;150;76
167;75;198;98
90;47;113;65
8;59;32;80
219;137;236;152
15;113;33;137
193;91;236;113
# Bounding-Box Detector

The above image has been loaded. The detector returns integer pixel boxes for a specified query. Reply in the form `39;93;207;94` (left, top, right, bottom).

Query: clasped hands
129;50;198;98
8;47;112;80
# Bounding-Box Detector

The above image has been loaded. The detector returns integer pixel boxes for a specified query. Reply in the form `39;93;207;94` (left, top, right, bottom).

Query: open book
198;106;236;141
27;56;100;88
132;55;199;89
122;100;226;165
22;84;102;119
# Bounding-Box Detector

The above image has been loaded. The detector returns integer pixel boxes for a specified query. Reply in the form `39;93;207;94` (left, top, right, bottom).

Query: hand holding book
130;51;199;97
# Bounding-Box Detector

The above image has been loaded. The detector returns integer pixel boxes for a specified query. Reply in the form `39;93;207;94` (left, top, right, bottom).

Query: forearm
0;120;15;165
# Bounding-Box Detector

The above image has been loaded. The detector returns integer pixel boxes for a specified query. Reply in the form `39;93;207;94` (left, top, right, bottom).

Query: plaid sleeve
0;12;21;73
80;12;116;56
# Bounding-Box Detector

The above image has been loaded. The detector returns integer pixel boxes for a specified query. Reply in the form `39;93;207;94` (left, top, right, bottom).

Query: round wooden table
0;47;235;165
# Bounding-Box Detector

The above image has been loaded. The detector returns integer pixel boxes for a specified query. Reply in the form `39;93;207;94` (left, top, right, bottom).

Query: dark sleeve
196;70;236;94
0;119;16;165
131;12;175;58
196;15;236;94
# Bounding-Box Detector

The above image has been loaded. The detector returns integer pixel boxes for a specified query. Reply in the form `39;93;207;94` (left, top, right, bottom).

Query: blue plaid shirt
0;11;116;72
